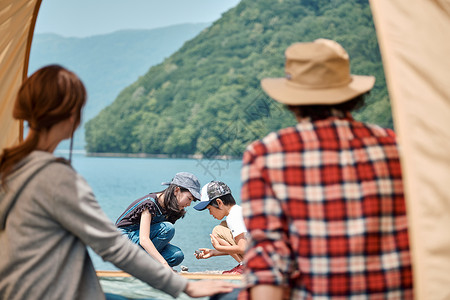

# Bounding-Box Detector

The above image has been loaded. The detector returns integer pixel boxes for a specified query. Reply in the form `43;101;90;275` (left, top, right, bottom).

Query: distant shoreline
86;152;241;160
54;149;241;160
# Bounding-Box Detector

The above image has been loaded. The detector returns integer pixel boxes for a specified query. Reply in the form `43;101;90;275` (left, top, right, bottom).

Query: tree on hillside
85;0;392;156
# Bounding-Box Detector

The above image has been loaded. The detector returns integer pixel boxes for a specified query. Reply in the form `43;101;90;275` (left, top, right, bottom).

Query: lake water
64;151;243;274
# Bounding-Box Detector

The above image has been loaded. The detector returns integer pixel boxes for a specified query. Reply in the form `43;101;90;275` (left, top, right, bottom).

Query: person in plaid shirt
239;39;413;299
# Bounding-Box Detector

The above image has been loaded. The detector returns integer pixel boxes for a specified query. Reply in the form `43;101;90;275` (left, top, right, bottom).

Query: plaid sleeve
241;142;294;291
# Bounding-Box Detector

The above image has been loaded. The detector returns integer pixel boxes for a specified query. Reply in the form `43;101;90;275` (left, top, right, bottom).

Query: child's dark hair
158;184;189;223
209;193;236;209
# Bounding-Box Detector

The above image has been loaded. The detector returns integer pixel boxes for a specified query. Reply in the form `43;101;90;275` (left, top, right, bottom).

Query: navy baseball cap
194;181;232;211
161;172;201;200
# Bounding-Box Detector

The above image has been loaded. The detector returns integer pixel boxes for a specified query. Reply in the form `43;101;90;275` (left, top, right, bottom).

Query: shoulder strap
2;159;60;228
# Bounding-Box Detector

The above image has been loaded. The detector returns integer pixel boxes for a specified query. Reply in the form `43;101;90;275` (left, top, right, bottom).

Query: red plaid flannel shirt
239;116;413;299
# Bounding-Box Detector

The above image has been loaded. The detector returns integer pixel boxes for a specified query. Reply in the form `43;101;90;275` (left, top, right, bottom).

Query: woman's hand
184;280;238;298
194;248;214;259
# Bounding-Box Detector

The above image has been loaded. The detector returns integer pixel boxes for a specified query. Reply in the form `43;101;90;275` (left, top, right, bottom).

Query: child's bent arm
139;210;170;267
211;233;247;255
234;233;247;254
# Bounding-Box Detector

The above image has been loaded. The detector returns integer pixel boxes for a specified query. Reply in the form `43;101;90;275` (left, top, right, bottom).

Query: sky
35;0;241;37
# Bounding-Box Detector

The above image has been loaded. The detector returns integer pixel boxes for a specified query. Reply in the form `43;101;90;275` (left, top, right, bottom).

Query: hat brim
261;75;375;105
194;200;212;211
162;181;201;200
188;188;201;200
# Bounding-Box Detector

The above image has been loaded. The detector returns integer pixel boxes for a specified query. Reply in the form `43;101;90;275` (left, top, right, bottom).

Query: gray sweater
0;151;187;299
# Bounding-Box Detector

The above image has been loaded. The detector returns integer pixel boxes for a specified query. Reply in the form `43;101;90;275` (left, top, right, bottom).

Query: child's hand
194;249;204;259
194;248;213;259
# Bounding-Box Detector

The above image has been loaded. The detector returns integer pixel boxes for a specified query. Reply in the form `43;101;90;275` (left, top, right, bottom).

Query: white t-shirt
226;205;247;238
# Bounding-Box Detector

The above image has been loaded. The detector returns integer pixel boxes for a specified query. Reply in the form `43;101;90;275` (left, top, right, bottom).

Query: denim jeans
119;222;184;267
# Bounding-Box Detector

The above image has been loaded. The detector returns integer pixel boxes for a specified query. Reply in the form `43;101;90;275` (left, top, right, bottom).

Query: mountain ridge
28;22;210;149
84;0;393;156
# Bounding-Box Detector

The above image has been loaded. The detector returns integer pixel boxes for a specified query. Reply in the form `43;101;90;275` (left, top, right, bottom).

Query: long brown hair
0;65;87;187
158;185;189;223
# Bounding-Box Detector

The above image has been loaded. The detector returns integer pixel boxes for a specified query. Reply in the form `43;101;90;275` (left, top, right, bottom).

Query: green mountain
28;23;209;149
85;0;392;157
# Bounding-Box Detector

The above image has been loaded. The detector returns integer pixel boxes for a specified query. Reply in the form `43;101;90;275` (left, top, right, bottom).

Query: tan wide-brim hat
261;39;375;105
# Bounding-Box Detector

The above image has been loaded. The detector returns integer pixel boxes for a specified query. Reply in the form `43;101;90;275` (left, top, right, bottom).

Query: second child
193;181;247;274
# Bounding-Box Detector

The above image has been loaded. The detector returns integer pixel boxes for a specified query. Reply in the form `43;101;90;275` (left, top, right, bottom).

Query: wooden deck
96;270;242;280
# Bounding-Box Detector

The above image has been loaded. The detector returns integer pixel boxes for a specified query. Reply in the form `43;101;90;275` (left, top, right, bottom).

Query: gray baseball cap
161;172;201;200
194;181;232;211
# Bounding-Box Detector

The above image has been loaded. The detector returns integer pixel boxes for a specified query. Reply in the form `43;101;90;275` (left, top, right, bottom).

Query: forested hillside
29;23;208;149
85;0;392;157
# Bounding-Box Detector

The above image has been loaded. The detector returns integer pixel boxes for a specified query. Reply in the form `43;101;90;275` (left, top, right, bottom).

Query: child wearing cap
193;181;247;274
115;172;201;270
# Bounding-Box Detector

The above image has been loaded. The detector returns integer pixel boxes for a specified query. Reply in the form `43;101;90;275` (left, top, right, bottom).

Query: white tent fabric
0;0;40;150
370;1;450;299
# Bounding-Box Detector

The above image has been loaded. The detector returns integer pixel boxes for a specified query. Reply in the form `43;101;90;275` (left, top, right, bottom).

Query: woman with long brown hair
0;65;235;300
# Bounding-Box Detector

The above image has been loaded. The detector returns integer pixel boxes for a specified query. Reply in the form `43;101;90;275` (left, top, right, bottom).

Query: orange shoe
222;264;244;274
